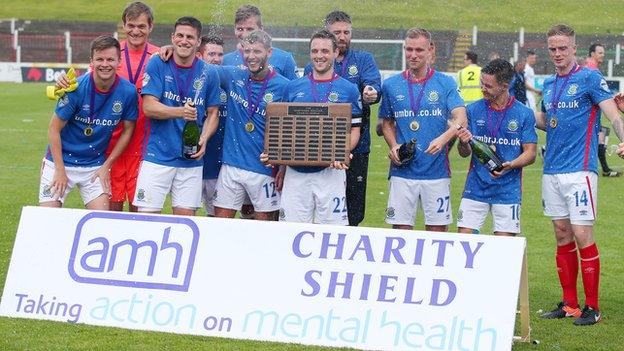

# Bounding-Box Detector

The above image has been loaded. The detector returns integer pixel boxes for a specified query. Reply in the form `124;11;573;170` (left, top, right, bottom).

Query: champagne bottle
457;126;504;173
182;102;200;159
398;139;417;164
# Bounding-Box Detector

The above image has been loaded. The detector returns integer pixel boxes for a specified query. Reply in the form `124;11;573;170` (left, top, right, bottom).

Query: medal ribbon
170;58;197;105
337;50;350;77
486;96;515;138
551;64;578;117
406;68;434;116
308;73;338;103
245;70;275;120
88;72;119;126
123;43;149;84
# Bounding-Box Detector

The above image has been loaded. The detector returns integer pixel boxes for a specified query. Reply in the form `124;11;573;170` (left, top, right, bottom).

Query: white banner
1;207;525;351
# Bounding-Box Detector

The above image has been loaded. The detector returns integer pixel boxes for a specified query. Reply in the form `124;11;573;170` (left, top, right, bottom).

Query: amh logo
68;212;200;291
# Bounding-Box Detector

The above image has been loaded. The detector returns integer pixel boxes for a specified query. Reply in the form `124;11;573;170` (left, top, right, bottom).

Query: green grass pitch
0;82;623;350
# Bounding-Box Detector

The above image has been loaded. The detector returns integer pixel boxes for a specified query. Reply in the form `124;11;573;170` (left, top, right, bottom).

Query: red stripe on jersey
585;175;596;218
583;105;599;170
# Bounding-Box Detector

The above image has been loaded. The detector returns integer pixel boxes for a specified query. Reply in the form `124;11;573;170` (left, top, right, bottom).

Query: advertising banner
1;207;525;350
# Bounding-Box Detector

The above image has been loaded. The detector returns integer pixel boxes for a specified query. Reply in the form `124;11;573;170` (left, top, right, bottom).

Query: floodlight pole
472;25;477;46
65;31;72;65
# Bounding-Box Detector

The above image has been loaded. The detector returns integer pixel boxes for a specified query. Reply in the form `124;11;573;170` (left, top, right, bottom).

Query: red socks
580;243;600;310
556;242;579;308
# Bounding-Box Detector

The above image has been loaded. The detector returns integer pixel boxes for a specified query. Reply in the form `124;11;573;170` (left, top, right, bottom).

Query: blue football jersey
223;47;298;81
47;73;138;167
378;70;464;180
541;66;612;174
304;49;381;154
141;58;221;168
284;73;363;173
462;98;537;204
202;88;228;180
217;66;290;176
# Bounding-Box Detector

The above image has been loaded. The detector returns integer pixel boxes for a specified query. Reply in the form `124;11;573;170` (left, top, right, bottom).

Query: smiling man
222;5;298;80
303;10;381;227
106;1;160;212
379;28;466;232
39;36;137;210
273;29;362;225
211;30;290;221
134;16;220;216
536;24;624;326
456;58;537;236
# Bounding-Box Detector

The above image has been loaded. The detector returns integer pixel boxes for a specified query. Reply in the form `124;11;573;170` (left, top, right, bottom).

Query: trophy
263;102;352;166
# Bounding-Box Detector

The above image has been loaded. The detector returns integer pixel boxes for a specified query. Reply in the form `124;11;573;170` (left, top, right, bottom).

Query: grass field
1;82;624;350
1;0;624;34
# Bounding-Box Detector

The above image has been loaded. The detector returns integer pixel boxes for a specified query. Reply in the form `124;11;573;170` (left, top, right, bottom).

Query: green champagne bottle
398;139;417;164
182;102;200;159
458;126;504;173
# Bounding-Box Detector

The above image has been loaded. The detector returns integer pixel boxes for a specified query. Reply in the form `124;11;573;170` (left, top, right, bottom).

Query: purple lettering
382;237;406;263
377;275;398;302
430;279;456;306
292;231;314;258
431;240;454;267
301;270;322;297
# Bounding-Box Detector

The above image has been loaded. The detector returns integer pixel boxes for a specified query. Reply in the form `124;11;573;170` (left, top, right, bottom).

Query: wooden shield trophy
264;102;352;166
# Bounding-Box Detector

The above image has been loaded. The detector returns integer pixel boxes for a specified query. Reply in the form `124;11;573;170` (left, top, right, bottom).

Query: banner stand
513;248;531;343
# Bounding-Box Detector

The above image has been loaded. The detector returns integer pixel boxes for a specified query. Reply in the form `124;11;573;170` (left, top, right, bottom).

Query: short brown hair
310;29;337;51
547;24;575;38
235;5;262;27
122;2;154;26
90;35;120;58
405;27;433;44
243;30;272;50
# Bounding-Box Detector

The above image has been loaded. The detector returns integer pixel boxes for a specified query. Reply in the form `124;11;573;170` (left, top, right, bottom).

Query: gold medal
84;127;93;136
409;120;420;131
245;122;255;132
549;116;558;129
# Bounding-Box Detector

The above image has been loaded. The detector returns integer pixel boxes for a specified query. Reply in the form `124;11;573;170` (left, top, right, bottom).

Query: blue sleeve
465;104;475;131
222;51;241;67
587;70;613;105
282;52;298;80
361;52;382;103
283;81;294;102
303;63;312;76
443;76;465;113
122;88;139;121
214;65;236;90
54;90;80;121
141;58;163;98
204;66;221;107
378;81;393;119
521;109;538;144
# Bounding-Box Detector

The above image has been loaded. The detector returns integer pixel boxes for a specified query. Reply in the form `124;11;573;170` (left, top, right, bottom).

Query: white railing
273;37;406;71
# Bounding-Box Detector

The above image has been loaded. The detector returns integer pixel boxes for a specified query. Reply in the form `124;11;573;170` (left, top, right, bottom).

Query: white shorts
202;179;218;216
385;177;452;226
39;159;106;205
133;161;203;211
280;166;348;225
457;198;521;234
213;164;280;212
542;171;597;224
